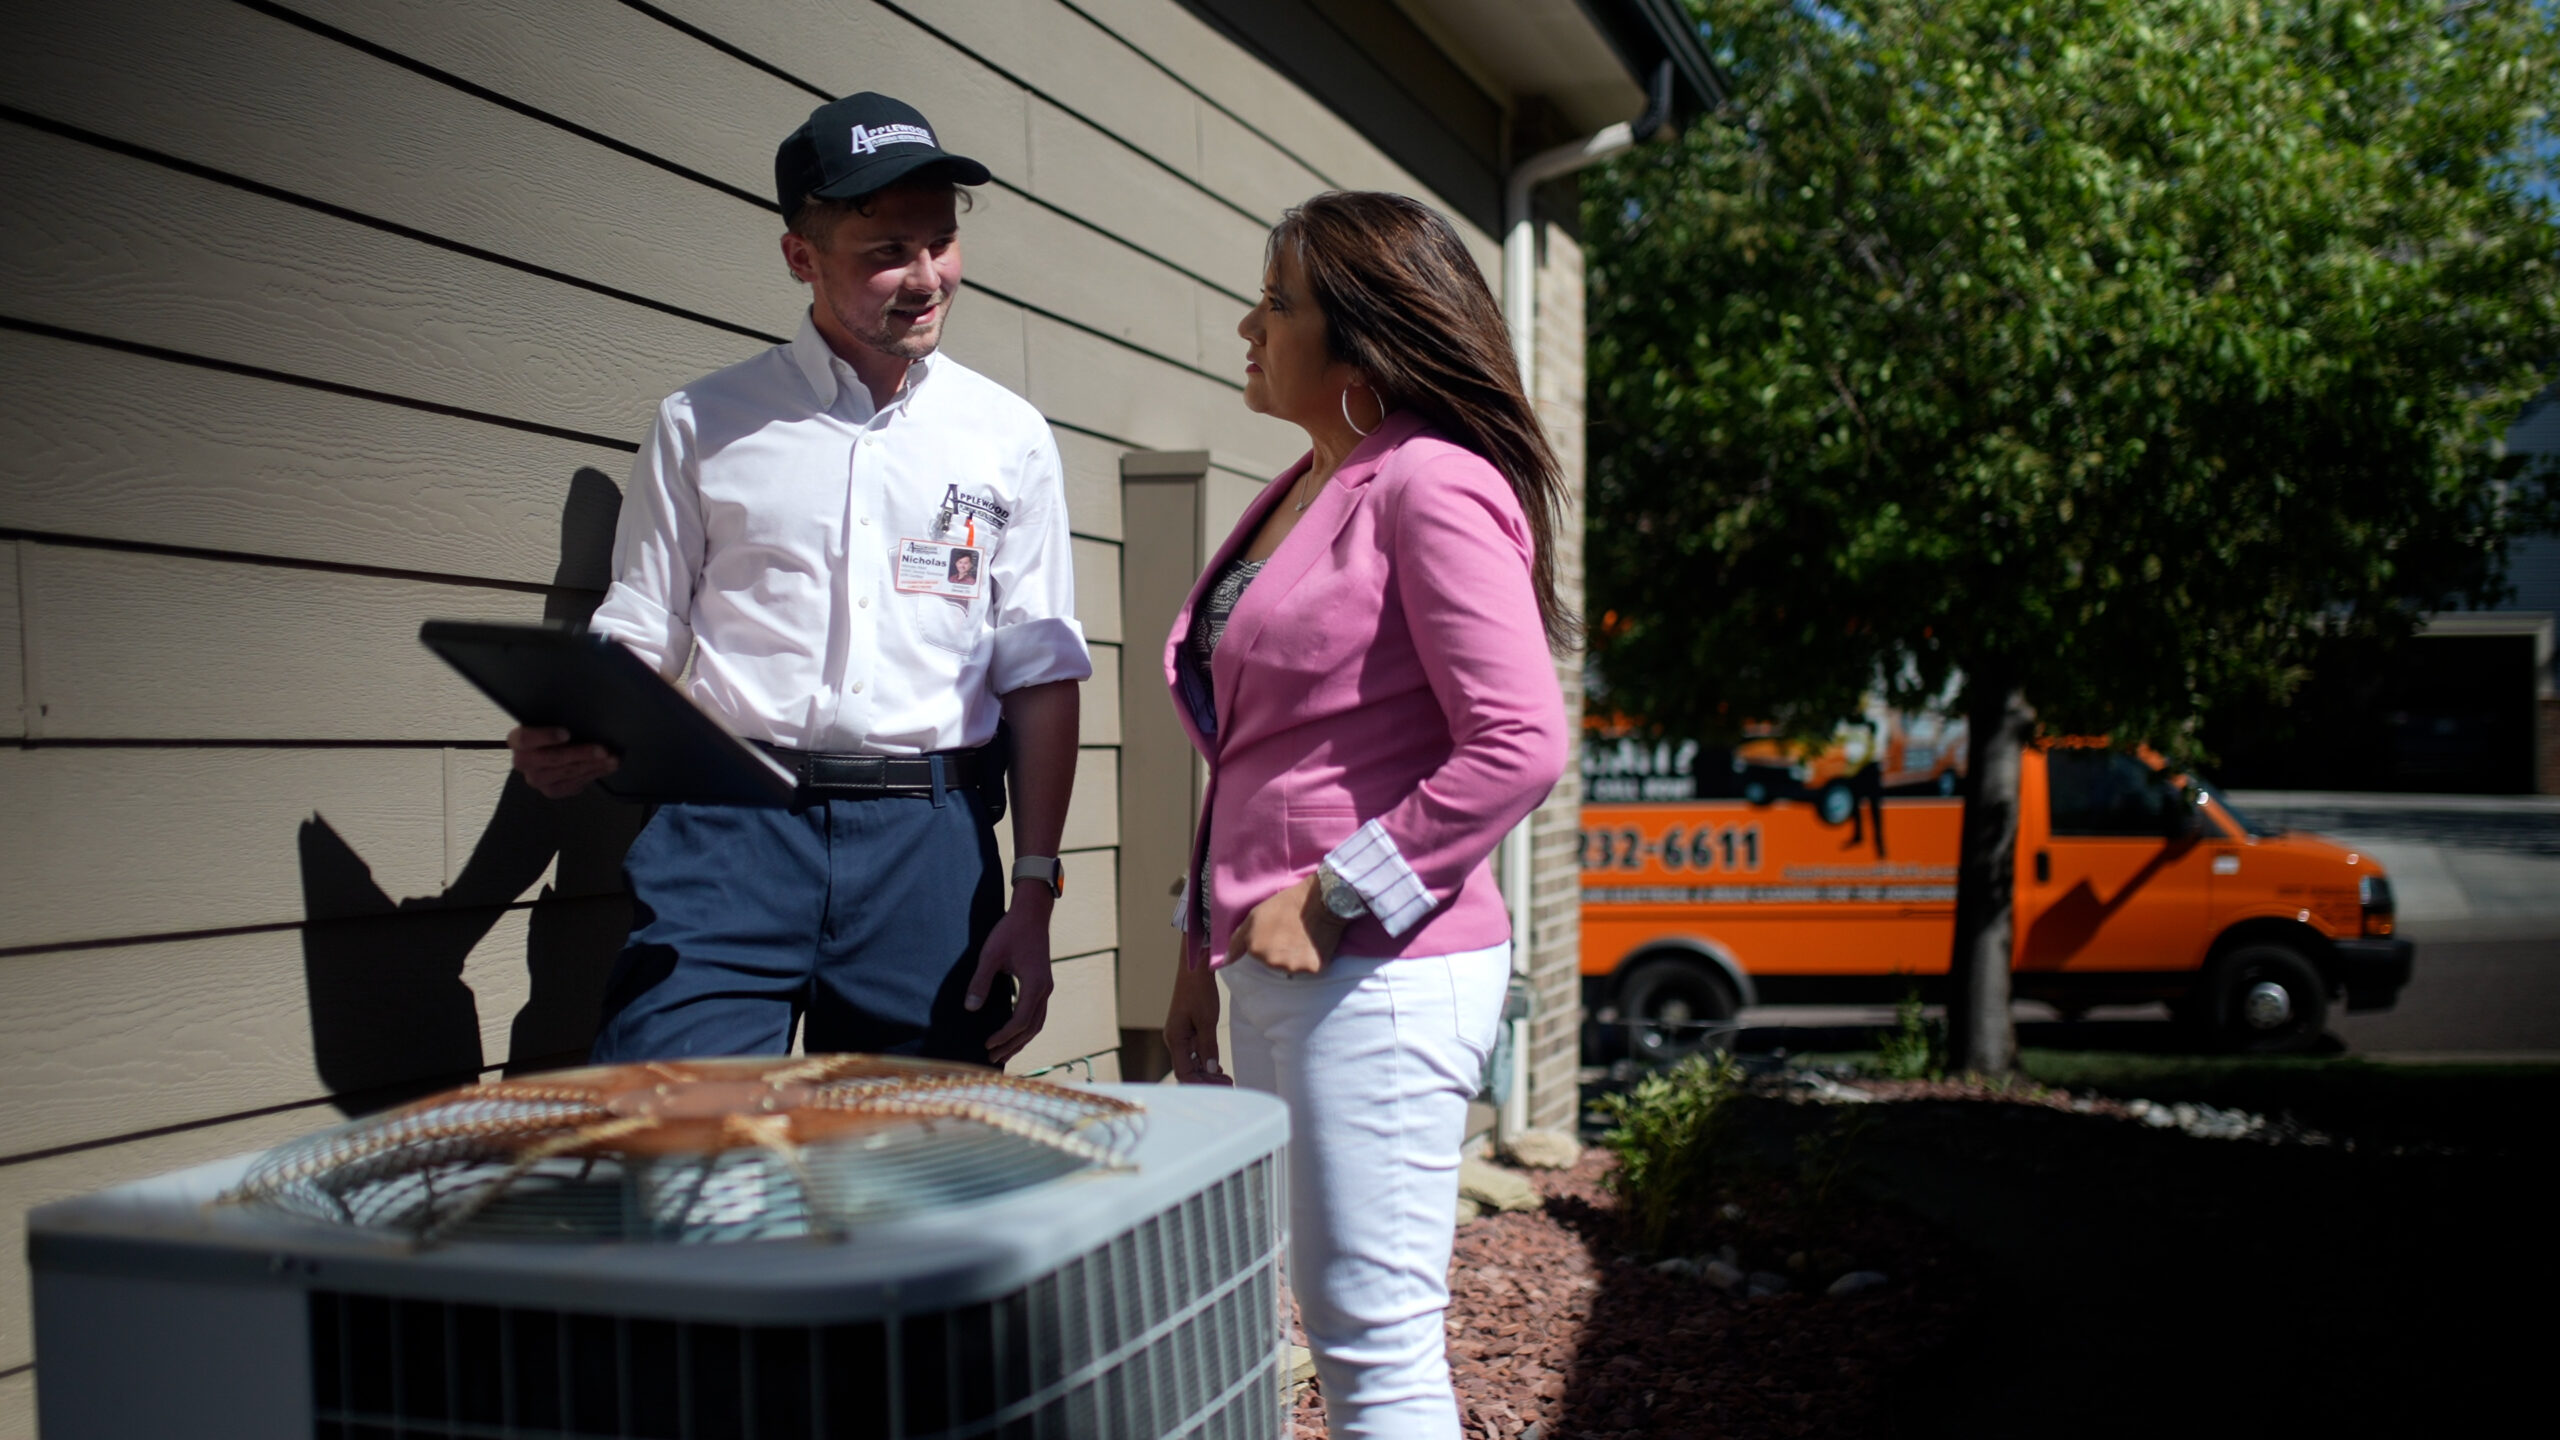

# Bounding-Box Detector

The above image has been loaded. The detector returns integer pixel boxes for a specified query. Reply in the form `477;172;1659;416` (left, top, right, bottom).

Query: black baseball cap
775;92;990;222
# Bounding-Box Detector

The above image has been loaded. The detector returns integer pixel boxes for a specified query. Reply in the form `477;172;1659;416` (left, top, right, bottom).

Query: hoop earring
1340;383;1377;438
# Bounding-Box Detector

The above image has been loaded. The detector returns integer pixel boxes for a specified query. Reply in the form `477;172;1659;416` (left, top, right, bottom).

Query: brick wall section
1526;220;1588;1133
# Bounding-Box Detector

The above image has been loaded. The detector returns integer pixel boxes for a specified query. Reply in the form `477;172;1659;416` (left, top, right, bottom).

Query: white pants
1223;942;1511;1440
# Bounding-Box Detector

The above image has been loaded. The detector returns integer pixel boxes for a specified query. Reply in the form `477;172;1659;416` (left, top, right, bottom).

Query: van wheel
1617;960;1739;1066
1816;780;1858;825
2208;943;2329;1054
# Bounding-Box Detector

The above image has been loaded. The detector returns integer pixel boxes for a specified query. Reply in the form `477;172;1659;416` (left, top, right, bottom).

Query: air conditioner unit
30;1058;1290;1440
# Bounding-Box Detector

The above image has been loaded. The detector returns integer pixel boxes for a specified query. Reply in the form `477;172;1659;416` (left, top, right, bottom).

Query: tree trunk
1947;674;2035;1074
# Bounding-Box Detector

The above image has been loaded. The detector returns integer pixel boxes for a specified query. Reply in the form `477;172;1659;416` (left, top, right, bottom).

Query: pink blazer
1164;410;1570;967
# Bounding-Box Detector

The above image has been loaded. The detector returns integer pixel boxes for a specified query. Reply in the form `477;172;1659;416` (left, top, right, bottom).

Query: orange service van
1581;723;2414;1056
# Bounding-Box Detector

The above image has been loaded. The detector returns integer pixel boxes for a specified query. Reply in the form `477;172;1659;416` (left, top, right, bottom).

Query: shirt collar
789;310;934;418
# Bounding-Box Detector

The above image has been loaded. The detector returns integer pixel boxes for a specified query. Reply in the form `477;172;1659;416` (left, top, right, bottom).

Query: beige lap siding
0;542;21;740
0;328;633;589
0;901;629;1164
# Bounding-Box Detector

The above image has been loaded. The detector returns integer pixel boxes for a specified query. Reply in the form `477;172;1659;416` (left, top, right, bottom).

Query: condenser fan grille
227;1056;1146;1244
308;1157;1286;1440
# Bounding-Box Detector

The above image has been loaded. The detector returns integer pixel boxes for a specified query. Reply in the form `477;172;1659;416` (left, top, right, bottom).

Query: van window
2047;750;2187;838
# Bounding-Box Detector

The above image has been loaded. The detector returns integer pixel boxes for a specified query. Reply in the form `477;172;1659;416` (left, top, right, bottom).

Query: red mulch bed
1290;1144;1967;1439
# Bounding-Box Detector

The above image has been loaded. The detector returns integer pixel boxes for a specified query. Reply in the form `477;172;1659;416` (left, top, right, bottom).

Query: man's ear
781;231;816;285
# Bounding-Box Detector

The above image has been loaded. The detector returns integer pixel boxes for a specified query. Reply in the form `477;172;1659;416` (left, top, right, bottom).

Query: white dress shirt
589;312;1092;754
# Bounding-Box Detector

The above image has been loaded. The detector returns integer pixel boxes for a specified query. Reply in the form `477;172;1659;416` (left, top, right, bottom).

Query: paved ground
1733;793;2560;1059
2247;792;2560;1057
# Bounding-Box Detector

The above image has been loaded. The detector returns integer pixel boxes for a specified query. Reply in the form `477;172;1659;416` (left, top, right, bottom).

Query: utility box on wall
1117;451;1268;1080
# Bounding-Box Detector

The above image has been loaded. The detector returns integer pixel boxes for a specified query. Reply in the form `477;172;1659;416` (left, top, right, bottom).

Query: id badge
895;537;986;598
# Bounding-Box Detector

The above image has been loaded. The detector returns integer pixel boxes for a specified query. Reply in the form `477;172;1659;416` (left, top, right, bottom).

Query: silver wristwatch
1314;861;1368;921
1010;855;1065;899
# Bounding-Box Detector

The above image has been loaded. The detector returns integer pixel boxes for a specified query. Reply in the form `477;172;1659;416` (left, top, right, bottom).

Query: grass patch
1872;987;1945;1080
2019;1048;2560;1151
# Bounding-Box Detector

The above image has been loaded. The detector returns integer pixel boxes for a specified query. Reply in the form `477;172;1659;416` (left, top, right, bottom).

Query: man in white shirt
510;93;1088;1067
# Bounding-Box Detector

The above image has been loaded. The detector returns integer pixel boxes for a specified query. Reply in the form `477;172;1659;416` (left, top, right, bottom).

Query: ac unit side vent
311;1160;1284;1440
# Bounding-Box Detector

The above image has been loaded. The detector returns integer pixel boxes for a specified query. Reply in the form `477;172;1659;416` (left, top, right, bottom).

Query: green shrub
1874;987;1944;1081
1595;1052;1743;1255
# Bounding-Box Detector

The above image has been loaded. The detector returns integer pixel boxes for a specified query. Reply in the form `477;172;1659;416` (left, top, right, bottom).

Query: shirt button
859;516;871;526
858;595;870;608
853;680;865;694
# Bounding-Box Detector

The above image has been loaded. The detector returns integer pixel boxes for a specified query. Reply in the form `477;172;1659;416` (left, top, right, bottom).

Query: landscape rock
2125;1097;2269;1141
1747;1271;1792;1297
1828;1270;1891;1297
1701;1258;1747;1292
1501;1129;1584;1170
1293;1146;1959;1440
1804;1073;1878;1104
1458;1157;1542;1214
1651;1256;1700;1278
1455;1196;1485;1225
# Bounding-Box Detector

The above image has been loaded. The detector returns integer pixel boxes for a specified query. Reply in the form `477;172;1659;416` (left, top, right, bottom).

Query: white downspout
1497;121;1638;975
1495;65;1675;1139
1503;121;1637;409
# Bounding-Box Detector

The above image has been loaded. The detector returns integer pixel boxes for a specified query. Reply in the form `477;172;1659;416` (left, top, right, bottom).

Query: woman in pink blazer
1163;191;1571;1438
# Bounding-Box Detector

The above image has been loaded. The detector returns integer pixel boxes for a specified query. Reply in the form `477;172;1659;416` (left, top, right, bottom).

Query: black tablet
420;621;797;806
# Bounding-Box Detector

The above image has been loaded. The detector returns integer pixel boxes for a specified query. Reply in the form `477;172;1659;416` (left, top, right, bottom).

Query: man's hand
970;887;1055;1066
1164;961;1230;1086
508;725;618;799
1226;876;1347;977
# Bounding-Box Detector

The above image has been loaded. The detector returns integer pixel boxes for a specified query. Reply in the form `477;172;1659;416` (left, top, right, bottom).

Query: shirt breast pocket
907;590;983;657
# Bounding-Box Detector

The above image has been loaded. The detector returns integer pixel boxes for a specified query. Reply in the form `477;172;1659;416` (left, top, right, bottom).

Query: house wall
1525;217;1590;1134
0;0;1532;1424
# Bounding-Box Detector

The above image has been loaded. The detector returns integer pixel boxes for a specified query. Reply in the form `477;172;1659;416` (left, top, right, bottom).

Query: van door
2017;749;2220;985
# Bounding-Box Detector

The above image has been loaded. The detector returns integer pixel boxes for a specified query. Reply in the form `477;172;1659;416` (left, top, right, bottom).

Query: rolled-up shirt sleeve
586;397;701;679
1346;454;1569;936
1323;818;1436;936
985;429;1094;694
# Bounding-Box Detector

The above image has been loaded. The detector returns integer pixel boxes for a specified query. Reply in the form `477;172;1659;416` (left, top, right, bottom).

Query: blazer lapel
1211;412;1428;740
1164;454;1309;754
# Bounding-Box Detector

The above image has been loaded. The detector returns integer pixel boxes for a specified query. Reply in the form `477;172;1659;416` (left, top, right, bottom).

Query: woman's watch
1313;860;1368;921
1010;855;1065;898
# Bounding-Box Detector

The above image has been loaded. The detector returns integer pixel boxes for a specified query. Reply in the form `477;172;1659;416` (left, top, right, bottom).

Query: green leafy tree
1584;0;2560;1069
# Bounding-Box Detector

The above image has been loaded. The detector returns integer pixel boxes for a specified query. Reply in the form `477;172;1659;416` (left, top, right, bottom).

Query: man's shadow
298;468;647;1113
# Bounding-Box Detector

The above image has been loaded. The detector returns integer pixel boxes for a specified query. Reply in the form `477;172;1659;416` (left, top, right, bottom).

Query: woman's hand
1164;963;1231;1086
1227;876;1348;977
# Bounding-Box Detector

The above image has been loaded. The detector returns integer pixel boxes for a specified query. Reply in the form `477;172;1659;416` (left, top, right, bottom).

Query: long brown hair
1271;191;1580;653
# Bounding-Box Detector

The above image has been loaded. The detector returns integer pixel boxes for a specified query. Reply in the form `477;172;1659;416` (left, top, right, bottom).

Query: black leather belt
756;742;999;800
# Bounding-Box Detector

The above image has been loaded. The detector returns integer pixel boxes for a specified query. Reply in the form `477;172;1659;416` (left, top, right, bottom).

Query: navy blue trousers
590;790;1008;1064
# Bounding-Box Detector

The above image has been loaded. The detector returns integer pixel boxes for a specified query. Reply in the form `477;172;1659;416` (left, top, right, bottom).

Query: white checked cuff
1323;819;1436;937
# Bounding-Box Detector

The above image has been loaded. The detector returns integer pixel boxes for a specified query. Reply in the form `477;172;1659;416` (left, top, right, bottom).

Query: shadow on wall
298;467;646;1114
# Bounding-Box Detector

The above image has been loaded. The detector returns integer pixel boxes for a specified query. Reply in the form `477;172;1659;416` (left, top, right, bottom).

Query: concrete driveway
2235;792;2560;1059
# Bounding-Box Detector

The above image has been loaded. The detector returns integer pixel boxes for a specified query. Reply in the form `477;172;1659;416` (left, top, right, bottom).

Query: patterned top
1184;555;1263;933
1184;554;1264;716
